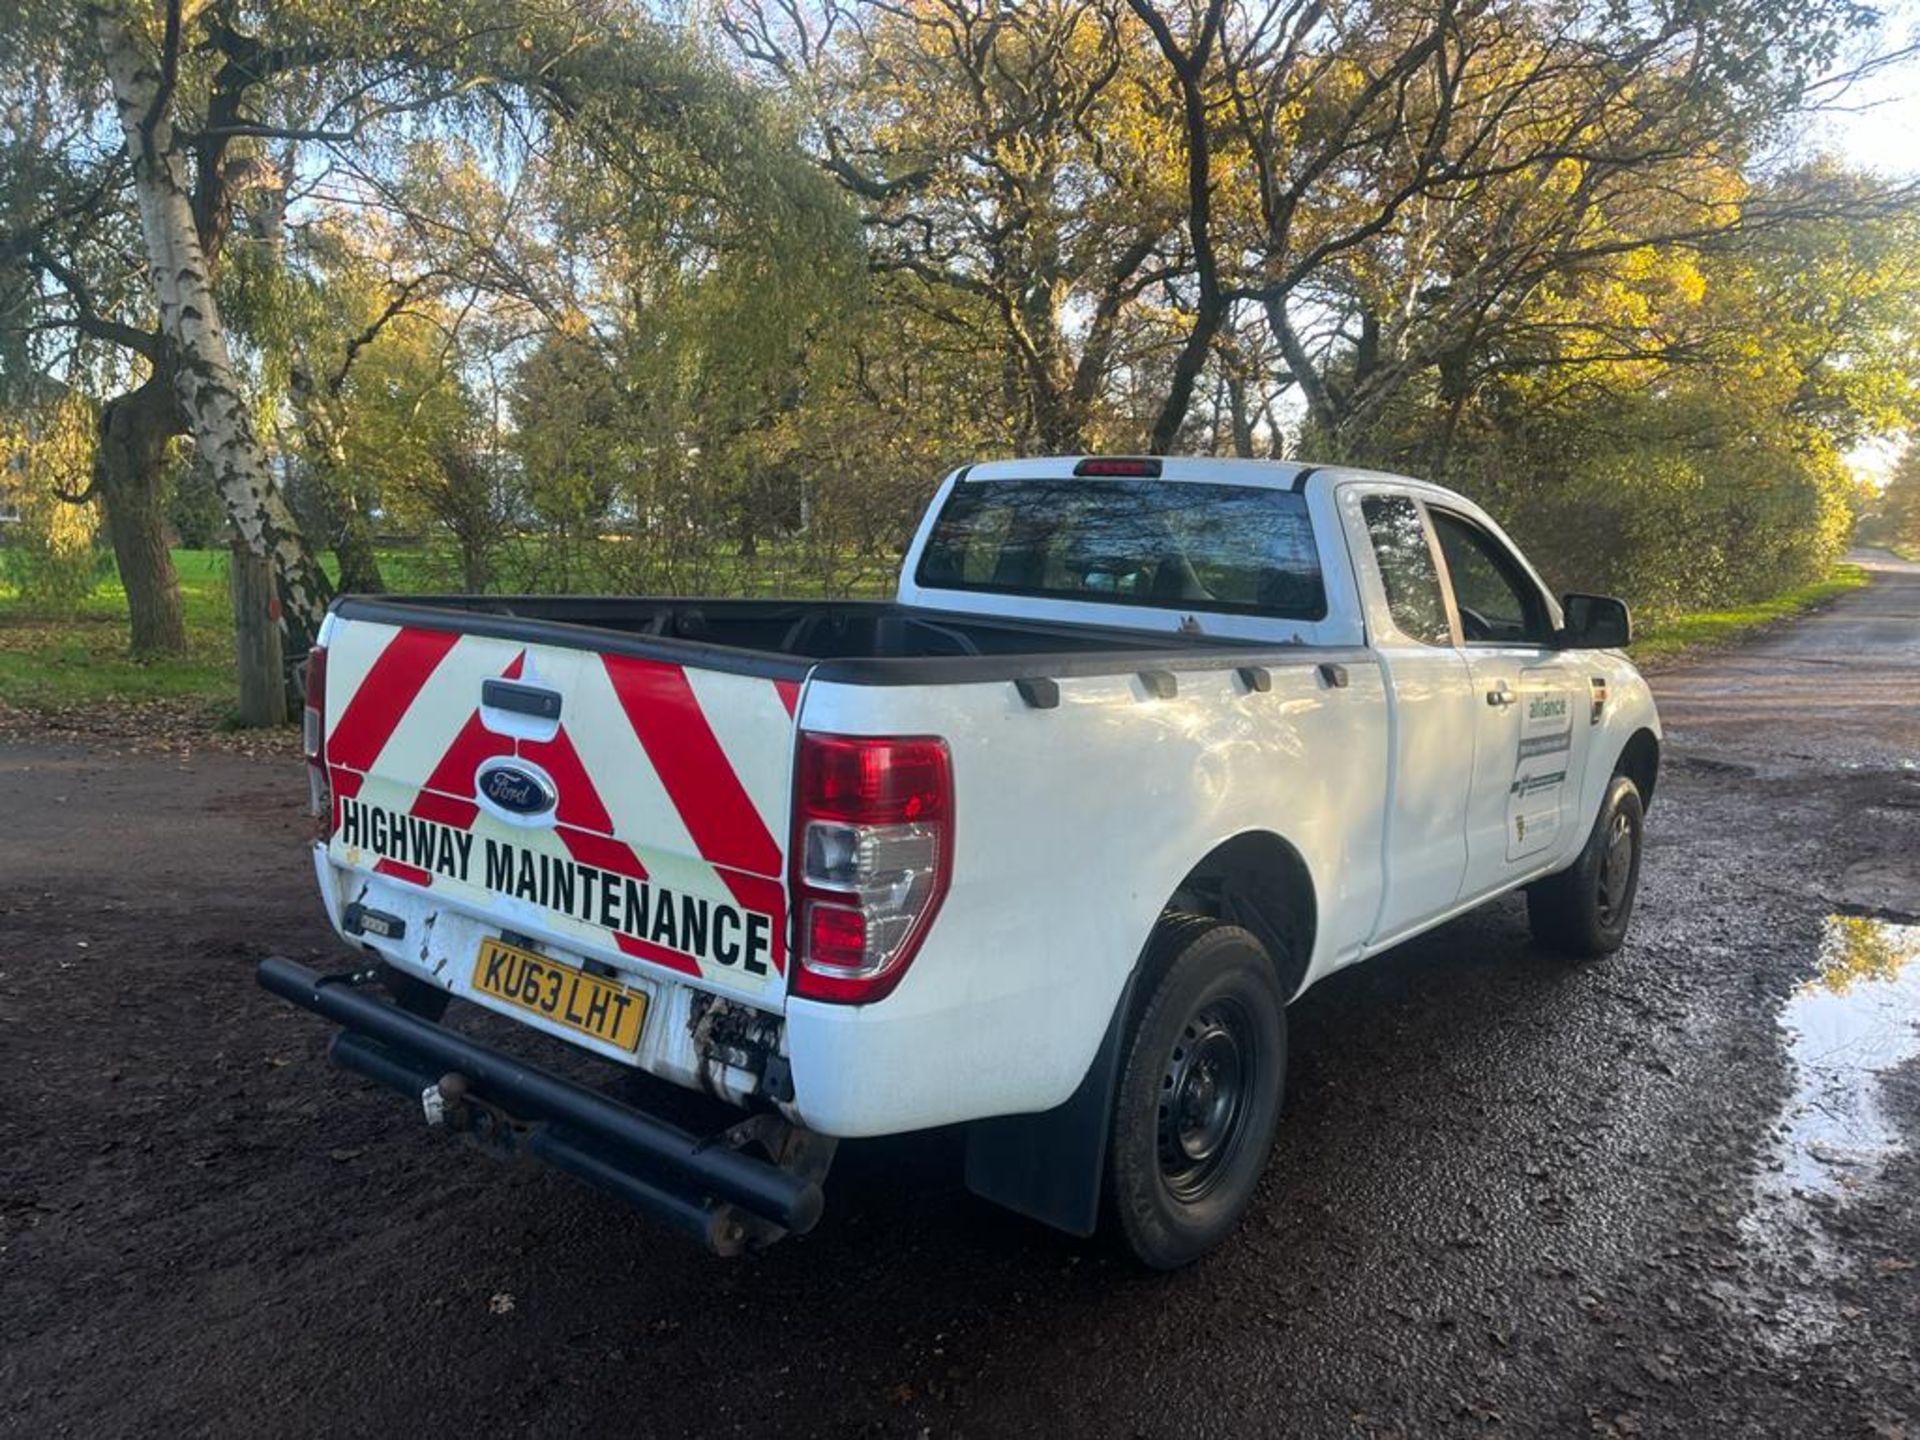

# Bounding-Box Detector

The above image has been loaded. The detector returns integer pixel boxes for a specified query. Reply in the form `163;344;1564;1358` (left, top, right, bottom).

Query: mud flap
962;975;1136;1237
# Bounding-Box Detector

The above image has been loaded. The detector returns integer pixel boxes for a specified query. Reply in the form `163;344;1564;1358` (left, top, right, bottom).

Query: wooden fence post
230;540;287;727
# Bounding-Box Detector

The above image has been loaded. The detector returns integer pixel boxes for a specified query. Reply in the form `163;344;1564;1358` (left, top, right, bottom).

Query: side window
1360;495;1452;647
1429;510;1549;645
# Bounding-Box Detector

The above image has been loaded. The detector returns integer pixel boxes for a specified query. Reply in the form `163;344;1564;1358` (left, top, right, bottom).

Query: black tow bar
258;956;826;1253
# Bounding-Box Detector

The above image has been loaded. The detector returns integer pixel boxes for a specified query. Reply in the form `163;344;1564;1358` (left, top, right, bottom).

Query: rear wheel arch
1164;830;1317;1004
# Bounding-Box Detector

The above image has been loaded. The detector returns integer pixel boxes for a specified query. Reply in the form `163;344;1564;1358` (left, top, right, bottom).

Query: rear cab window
916;478;1328;621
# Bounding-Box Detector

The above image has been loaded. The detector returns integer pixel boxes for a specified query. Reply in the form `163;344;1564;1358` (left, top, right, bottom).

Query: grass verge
1632;564;1870;663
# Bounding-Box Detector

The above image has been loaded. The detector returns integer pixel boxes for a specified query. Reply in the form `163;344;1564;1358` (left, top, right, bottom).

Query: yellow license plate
472;937;647;1052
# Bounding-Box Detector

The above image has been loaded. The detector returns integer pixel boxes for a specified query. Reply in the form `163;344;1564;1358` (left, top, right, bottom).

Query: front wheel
1527;773;1645;956
1105;917;1287;1269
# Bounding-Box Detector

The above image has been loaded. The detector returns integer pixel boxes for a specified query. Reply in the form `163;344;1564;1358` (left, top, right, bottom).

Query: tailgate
320;611;801;1004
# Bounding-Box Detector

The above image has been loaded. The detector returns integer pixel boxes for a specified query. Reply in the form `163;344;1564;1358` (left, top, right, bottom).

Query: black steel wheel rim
1596;809;1635;926
1157;998;1256;1203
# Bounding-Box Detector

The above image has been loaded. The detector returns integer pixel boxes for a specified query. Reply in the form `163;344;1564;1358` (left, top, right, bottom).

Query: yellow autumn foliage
1811;916;1920;997
0;391;101;613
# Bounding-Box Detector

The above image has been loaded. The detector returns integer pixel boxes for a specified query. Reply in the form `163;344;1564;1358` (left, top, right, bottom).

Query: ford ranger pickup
260;455;1660;1267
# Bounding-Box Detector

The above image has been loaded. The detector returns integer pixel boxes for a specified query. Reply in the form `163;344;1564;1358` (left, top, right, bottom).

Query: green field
0;548;1875;715
0;549;236;708
0;548;446;712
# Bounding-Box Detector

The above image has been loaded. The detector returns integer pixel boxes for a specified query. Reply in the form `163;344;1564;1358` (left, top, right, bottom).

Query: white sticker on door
1508;680;1573;861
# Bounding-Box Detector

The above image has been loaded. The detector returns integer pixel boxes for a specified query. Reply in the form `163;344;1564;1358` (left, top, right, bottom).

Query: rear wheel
1105;917;1287;1269
1527;773;1645;956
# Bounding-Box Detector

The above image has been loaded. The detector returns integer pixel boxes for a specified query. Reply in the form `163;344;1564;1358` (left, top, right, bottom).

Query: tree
1882;445;1920;556
91;1;334;658
722;0;1191;451
2;33;189;655
1411;183;1920;613
310;293;494;586
13;0;1916;675
0;388;102;614
1129;0;1906;454
8;0;852;681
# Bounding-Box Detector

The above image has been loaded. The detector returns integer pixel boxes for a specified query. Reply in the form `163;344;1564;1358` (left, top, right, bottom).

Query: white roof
956;455;1442;496
960;456;1313;488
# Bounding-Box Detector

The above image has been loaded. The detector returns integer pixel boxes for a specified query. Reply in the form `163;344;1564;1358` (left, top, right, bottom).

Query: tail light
790;732;952;1004
302;644;328;819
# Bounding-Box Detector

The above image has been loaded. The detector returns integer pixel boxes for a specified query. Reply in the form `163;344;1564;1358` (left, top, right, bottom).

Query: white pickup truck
261;456;1660;1266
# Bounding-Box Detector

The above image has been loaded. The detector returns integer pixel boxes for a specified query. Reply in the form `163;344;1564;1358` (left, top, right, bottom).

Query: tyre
1105;916;1288;1269
1527;773;1645;957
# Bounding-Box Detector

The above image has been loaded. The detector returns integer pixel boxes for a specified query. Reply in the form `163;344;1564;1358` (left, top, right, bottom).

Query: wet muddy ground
2;555;1916;1438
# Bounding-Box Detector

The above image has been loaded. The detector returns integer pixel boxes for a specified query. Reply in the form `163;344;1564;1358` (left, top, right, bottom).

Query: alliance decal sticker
336;795;775;976
1507;683;1574;861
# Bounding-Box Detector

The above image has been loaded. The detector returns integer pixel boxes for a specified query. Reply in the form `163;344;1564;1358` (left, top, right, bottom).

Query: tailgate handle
483;679;563;721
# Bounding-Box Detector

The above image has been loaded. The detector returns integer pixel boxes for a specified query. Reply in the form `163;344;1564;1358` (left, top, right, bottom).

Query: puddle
1739;916;1920;1354
1769;915;1920;1200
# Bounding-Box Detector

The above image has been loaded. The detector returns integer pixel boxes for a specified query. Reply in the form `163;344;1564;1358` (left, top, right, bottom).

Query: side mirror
1558;592;1632;649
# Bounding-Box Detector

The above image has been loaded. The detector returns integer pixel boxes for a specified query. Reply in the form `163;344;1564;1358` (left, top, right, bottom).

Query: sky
1814;22;1920;180
1813;21;1920;483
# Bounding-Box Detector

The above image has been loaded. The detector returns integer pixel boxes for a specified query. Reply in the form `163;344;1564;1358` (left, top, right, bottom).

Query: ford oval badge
475;758;557;819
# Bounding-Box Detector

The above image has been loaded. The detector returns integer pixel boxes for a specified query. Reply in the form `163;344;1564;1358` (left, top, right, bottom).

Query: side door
1427;506;1592;901
1337;486;1477;945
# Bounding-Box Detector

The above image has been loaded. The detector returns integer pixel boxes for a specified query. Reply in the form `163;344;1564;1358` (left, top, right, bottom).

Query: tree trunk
1265;296;1343;442
1150;308;1224;455
93;374;188;658
95;5;331;670
294;398;387;593
432;443;499;592
1132;0;1228;456
331;494;386;593
460;536;492;593
1224;368;1256;458
1429;344;1475;479
228;540;287;727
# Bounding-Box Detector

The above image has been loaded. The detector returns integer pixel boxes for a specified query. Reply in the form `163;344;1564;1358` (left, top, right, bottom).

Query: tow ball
421;1071;468;1128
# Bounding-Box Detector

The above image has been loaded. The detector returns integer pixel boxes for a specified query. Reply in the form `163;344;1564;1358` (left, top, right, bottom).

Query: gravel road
3;557;1916;1438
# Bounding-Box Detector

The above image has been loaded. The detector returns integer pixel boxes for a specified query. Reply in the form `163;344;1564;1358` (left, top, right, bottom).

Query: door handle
1486;681;1516;708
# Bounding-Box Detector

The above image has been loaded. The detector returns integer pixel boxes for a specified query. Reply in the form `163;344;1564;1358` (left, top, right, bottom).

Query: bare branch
21;240;162;360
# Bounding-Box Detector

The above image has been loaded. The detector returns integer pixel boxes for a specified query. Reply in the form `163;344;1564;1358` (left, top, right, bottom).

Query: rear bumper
258;956;827;1254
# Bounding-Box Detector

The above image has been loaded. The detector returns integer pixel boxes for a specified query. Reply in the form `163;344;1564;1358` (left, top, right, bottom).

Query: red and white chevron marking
321;621;797;992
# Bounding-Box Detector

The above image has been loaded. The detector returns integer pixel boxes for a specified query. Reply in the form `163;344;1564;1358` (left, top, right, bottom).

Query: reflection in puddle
1739;916;1920;1355
1772;915;1920;1197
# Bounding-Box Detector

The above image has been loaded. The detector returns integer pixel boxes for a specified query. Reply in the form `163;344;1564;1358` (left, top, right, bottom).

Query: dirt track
3;557;1917;1438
